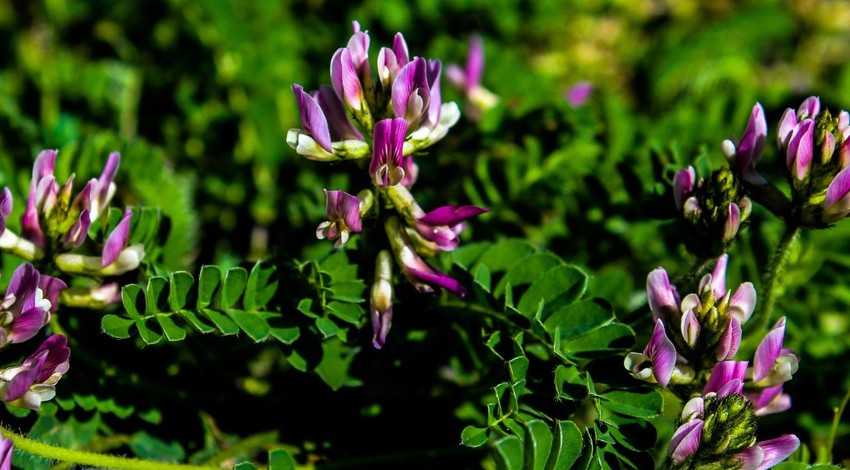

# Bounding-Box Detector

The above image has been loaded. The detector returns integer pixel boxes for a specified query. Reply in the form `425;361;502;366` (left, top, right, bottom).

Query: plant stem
827;382;850;462
1;425;218;470
748;224;799;333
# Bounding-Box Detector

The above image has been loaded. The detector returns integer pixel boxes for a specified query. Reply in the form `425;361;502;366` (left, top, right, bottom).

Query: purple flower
752;317;798;387
668;419;704;465
722;103;767;186
646;268;679;322
565;82;593;107
385;216;465;297
413;205;489;251
624;319;677;387
0;334;70;410
0;188;12;237
0;438;11;470
733;435;800;470
331;31;371;114
370;250;394;349
370;118;408;189
316;190;362;248
446;35;498;120
14;150;121;252
823;165;850;222
102;209;133;267
392;57;431;130
703;360;748;396
746;384;792;416
786;118;814;181
0;263;66;348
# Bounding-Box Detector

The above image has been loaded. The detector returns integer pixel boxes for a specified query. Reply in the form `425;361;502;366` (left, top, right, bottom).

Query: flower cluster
673;166;751;258
0;150;145;279
626;256;799;468
288;23;488;349
724;97;850;226
0;334;70;410
288;22;459;163
0;263;65;350
668;382;799;469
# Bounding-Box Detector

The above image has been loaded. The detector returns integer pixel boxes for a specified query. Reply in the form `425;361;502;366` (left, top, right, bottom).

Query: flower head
0;263;66;349
385;216;465;297
0;334;70;410
316;190;362;248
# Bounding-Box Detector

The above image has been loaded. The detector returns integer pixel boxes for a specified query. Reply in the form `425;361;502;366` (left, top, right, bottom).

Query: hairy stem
748;224;799;333
827;382;850;462
1;425;217;470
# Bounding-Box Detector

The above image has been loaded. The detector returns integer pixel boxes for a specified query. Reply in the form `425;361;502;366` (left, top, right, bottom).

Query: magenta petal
716;317;742;361
419;205;489;226
668;419;703;464
735;446;767;470
102;209;133;267
424;59;443;129
406;265;466;297
30;334;70;382
370;118;408;188
466;35;484;90
0;188;11;235
754;317;786;383
715;378;744;398
825;165;850;207
98;152;120;194
392;58;429;121
753;435;800;469
371;304;393;349
672;167;695;211
8;307;48;343
316;85;362;140
4;351;47;402
646;268;678;321
710;254;728;299
747;384;791;416
787;120;814;180
0;438;12;470
293;84;333;153
680;310;700;348
446;64;466;89
32;150;57;182
737;103;767;170
393;33;410;68
565;81;593;107
798;96;820;118
777;108;798;150
646;319;676;387
7;263;39;307
704;360;748;395
724;203;741;241
346;31;371;74
728;282;757;324
38;275;67;313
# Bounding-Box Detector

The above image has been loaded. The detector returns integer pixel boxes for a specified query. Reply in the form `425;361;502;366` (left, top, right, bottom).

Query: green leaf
222;267;248;308
101;315;134;339
516;265;589;319
524;420;553;470
268;449;296;470
508;356;529;383
554;365;588;400
128;431;185;462
244;262;277;310
168;271;194;311
154;314;187;341
546;421;583;470
494;253;564;297
145;277;168;314
460;426;489;448
227;309;271;341
203;309;240;335
494;435;525;470
314;337;358;390
477;240;537;273
543;299;615;340
557;323;635;359
601;389;664;419
197;265;222;309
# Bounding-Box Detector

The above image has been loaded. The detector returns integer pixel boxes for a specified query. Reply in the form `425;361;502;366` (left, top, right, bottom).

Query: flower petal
102;209;133;267
673;167;696;211
716;317;741;361
754;317;786;383
704;360;748;395
292;84;333;153
646;319;676;387
728;282;757;324
668;419;704;464
647;268;678;321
